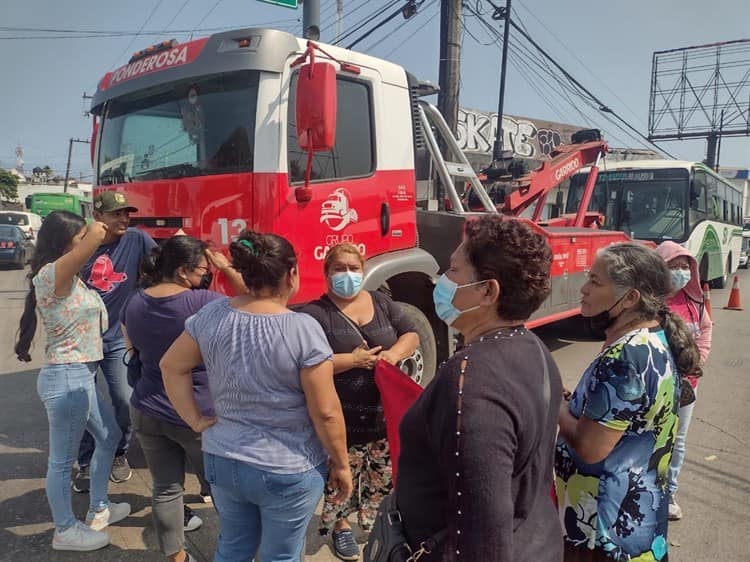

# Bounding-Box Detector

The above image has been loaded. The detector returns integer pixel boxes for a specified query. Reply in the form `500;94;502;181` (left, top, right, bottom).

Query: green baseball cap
93;191;138;213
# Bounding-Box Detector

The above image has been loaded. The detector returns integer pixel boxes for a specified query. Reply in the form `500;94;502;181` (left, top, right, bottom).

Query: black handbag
679;377;696;408
363;493;446;562
123;347;143;388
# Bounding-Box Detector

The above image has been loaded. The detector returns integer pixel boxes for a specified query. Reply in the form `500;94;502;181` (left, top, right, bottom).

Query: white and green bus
566;160;744;288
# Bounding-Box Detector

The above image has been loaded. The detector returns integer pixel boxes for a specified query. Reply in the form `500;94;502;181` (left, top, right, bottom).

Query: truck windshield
566;168;689;241
98;71;258;184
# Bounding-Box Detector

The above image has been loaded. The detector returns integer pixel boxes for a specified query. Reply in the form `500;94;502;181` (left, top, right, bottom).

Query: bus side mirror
690;179;702;201
295;61;337;202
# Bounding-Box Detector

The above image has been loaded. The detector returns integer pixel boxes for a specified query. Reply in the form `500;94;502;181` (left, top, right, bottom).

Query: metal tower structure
14;145;24;174
648;38;750;169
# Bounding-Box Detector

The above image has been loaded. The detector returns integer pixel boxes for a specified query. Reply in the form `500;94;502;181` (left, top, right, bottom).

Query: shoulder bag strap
321;294;371;348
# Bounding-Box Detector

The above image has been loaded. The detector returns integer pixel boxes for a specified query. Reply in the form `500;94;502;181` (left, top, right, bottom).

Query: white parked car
0;211;43;244
740;251;748;269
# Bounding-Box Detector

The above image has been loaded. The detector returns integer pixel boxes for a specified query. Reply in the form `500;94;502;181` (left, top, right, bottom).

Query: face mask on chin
588;292;628;332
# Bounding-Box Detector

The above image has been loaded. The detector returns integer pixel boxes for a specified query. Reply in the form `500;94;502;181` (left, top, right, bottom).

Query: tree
0;169;19;202
42;165;54;177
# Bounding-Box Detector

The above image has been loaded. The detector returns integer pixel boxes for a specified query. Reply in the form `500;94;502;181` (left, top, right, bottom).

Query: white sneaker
52;520;110;551
86;502;131;531
668;500;683;521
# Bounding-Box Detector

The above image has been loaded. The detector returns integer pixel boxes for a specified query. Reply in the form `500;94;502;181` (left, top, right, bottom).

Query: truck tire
396;302;437;388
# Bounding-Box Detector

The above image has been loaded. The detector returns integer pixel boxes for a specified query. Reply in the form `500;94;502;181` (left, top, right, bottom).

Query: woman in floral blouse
556;243;702;562
15;211;130;553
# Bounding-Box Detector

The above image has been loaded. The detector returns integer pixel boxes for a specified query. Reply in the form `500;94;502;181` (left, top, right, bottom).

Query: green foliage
0;169;19;201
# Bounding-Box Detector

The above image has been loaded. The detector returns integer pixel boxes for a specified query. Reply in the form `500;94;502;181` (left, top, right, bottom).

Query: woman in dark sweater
397;216;563;562
302;243;419;561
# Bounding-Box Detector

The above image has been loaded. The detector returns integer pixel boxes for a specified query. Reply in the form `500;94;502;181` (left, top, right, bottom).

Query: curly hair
598;243;702;377
463;216;552;321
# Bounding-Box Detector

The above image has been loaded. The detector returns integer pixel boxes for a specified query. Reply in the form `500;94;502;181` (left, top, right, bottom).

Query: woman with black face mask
120;235;246;562
556;243;702;562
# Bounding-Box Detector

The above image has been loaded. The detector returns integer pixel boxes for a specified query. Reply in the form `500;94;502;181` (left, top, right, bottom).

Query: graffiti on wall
455;108;566;159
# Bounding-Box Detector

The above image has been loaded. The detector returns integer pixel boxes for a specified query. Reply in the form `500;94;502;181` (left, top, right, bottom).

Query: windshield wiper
99;168;132;185
137;163;206;180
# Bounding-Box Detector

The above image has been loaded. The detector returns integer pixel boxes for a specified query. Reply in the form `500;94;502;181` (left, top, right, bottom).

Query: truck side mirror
295;61;337;201
90;116;99;167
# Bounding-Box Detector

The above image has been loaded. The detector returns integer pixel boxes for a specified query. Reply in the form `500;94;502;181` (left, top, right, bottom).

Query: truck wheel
396;302;437;388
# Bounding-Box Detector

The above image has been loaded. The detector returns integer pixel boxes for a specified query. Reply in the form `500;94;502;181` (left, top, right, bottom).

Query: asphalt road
0;264;748;561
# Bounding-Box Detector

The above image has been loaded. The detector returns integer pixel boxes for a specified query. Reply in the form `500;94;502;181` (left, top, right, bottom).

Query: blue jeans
204;452;326;562
78;339;132;466
668;393;696;496
37;362;121;530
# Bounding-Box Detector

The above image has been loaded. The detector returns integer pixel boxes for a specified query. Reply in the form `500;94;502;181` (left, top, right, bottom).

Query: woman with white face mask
655;241;712;522
301;243;419;560
396;216;564;562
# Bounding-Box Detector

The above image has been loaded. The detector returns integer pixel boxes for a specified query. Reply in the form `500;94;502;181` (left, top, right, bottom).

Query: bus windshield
98;71;259;185
566;168;690;242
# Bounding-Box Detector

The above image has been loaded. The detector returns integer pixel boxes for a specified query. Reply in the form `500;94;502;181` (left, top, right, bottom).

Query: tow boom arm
501;139;608;224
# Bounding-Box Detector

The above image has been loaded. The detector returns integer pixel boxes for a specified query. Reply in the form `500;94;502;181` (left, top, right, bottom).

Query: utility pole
303;0;321;40
438;0;462;137
335;0;344;43
491;0;512;164
63;138;90;193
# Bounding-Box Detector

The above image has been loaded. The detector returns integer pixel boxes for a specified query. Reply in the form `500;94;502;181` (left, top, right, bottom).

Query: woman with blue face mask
396;216;564;562
301;242;419;560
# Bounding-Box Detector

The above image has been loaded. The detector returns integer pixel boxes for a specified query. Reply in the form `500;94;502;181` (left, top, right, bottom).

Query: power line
107;0;166;69
189;0;224;38
0;21;298;36
465;4;673;156
345;1;422;50
157;0;192;43
512;2;646;128
505;15;676;157
333;1;402;46
382;3;440;58
362;0;437;53
319;0;372;35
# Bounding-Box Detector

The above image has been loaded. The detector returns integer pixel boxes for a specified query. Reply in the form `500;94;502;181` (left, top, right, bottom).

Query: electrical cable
382;4;440;58
333;0;402;46
156;0;192;43
513;2;646;128
189;0;224;38
362;0;437;54
319;0;370;35
466;3;670;155
505;15;676;157
0;21;299;37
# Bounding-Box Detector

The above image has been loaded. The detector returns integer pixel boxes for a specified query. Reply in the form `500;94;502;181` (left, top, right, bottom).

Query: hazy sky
1;0;748;181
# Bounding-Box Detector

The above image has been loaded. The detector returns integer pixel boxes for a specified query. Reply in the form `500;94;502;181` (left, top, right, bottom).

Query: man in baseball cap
73;192;156;492
93;191;139;214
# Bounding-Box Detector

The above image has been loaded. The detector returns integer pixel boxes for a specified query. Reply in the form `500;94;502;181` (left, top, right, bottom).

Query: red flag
374;359;423;487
